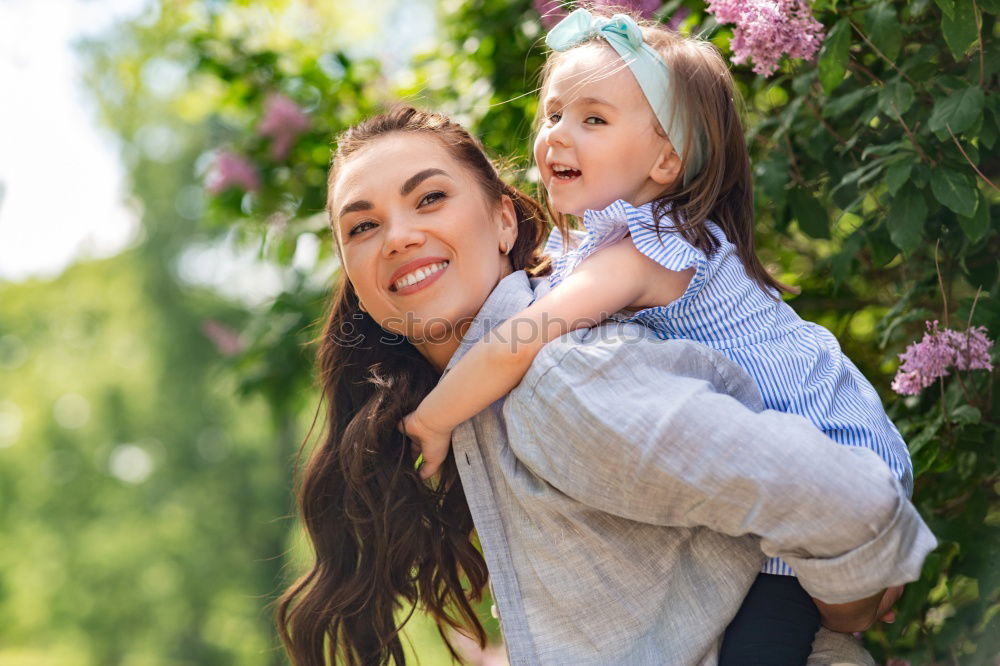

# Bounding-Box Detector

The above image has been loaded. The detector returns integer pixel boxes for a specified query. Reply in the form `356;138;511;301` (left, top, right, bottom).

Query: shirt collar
444;270;537;373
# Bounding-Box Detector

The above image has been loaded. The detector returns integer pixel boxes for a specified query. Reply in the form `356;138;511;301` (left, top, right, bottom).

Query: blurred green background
0;0;996;664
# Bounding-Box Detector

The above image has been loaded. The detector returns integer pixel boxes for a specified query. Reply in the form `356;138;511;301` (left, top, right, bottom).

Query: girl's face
330;132;517;369
534;44;679;217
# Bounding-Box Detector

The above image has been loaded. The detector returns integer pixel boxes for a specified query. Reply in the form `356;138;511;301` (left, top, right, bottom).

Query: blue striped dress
544;199;913;576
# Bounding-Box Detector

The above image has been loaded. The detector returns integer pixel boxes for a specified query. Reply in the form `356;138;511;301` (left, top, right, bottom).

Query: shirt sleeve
504;328;937;604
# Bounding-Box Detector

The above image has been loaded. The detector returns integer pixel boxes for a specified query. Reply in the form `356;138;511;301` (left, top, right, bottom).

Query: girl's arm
405;237;693;478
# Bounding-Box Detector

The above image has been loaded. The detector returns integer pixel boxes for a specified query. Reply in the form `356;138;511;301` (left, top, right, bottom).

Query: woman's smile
389;258;450;294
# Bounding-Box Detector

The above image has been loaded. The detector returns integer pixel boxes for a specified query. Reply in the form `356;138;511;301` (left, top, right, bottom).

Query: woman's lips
392;261;449;295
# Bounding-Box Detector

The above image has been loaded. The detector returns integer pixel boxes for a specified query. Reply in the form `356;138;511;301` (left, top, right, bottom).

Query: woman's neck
414;263;514;372
414;328;467;373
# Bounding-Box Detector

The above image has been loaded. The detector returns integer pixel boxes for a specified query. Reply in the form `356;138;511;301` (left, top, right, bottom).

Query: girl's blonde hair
539;8;795;297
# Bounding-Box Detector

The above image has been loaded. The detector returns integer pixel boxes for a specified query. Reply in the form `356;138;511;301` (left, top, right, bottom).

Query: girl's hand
812;585;905;633
401;410;454;480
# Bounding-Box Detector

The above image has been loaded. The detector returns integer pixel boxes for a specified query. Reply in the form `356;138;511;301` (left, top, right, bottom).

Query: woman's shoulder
514;319;763;412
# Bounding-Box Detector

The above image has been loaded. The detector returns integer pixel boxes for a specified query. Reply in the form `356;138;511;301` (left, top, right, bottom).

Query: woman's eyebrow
401;168;449;196
338;199;373;219
338;168;450;220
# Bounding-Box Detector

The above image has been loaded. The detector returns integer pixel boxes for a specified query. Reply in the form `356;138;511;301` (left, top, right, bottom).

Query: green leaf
887;184;927;253
909;413;943;457
981;114;998;149
867;224;900;266
931;168;979;216
879;80;915;116
958;191;990;242
824;87;873;118
789;188;830;239
979;0;1000;13
886;161;914;195
818;19;851;95
867;3;903;61
949;405;982;425
935;0;955;18
929;86;985;135
861;141;906;160
942;0;978;59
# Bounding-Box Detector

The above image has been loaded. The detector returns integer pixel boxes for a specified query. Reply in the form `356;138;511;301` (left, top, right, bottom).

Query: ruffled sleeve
622;202;711;307
626;207;705;274
542;224;586;257
547;200;632;288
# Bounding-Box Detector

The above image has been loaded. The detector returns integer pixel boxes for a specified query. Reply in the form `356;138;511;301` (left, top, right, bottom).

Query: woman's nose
380;219;425;258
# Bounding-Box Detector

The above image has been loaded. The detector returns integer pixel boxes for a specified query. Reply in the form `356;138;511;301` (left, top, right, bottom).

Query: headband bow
545;8;703;179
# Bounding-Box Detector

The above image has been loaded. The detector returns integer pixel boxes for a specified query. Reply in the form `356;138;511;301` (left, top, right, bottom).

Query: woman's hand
401;410;454;480
812;585;904;633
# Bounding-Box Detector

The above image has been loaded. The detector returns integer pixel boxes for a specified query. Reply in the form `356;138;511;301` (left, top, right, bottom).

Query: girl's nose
546;118;571;147
381;217;425;258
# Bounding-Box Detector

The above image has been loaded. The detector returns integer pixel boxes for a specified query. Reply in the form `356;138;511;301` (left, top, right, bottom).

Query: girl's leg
719;573;821;666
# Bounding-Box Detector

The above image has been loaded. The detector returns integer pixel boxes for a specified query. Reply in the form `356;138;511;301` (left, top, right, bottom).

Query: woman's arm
406;238;692;479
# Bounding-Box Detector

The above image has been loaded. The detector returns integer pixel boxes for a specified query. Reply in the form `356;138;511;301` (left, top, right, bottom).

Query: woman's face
330;132;517;367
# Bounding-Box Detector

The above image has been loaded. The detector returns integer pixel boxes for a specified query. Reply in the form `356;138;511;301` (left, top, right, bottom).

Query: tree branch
947;125;1000;192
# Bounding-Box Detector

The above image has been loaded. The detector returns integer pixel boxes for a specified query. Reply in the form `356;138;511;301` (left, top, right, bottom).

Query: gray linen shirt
446;270;936;665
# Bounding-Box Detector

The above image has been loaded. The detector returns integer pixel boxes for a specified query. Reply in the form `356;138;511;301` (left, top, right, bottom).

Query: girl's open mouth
552;165;581;180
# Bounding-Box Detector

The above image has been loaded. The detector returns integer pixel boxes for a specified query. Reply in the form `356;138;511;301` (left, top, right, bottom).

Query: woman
276;106;934;666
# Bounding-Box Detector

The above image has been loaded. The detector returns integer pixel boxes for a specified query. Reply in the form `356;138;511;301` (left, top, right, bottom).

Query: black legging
719;573;821;665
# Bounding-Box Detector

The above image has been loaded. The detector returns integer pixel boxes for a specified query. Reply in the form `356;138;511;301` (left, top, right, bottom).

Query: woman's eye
348;220;376;236
418;191;445;207
584;116;605;125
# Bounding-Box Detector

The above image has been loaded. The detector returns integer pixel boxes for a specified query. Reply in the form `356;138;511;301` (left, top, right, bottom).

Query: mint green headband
546;9;703;179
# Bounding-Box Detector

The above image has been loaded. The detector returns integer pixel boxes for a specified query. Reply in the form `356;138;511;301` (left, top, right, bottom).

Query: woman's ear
649;142;682;186
497;194;518;247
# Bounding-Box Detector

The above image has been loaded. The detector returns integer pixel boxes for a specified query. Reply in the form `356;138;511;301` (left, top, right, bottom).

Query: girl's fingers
419;459;440;480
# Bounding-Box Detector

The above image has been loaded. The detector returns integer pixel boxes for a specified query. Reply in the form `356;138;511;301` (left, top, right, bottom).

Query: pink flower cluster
206;149;261;194
534;0;662;29
705;0;825;76
206;94;310;195
891;320;994;396
201;319;245;357
257;93;310;160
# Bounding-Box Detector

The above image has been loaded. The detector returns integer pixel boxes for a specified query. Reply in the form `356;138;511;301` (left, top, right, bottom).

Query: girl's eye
584;116;605;125
418;191;445;207
547;112;562;124
348;220;376;237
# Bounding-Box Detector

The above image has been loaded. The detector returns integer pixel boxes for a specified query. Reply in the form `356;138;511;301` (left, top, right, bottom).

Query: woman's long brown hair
276;106;551;666
540;8;796;297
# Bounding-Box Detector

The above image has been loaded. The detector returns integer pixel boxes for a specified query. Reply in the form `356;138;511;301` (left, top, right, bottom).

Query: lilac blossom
955;325;994;371
534;0;662;29
597;0;663;19
257;93;310;160
201;319;244;357
534;0;568;29
891;320;995;396
705;0;825;76
206;150;260;194
666;7;691;31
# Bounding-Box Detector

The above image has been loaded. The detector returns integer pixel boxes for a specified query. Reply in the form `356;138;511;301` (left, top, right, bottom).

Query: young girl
402;8;912;662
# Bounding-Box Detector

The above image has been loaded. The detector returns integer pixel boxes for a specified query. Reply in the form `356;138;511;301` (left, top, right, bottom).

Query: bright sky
0;0;435;287
0;0;148;282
